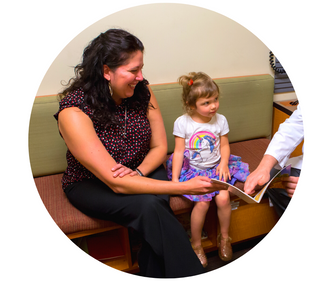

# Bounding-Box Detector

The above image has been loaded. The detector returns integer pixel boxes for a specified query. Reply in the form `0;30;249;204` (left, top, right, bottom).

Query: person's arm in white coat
244;105;303;196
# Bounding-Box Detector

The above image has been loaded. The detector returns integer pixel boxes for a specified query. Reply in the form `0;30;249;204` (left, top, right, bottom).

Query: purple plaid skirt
166;150;250;201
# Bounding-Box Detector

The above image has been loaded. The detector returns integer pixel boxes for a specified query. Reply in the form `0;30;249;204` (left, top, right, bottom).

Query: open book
211;165;291;204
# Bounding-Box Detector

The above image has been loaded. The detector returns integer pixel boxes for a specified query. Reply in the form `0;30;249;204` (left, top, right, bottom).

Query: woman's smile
104;50;144;103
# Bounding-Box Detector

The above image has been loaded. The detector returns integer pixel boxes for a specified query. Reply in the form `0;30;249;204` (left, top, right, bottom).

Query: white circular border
2;1;334;280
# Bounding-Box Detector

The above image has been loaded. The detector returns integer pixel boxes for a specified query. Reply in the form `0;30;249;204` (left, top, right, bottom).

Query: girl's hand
216;164;231;182
111;163;138;178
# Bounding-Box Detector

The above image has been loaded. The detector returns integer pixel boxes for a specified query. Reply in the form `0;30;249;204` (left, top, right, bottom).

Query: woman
54;28;225;278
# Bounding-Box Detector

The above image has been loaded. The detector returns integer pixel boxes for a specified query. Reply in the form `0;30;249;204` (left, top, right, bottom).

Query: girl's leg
215;190;233;261
190;201;210;247
215;190;231;237
190;201;210;267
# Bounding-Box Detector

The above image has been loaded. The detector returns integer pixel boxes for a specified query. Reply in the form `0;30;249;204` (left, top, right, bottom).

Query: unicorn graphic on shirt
189;132;217;164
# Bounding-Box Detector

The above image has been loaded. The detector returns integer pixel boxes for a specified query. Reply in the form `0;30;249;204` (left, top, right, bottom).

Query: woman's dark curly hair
58;29;151;127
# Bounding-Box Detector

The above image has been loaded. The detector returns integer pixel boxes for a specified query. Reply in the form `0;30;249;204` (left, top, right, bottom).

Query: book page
210;179;258;204
210;164;291;204
227;184;260;204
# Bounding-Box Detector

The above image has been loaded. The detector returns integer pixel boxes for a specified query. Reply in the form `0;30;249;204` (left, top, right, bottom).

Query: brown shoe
217;234;233;261
192;245;208;268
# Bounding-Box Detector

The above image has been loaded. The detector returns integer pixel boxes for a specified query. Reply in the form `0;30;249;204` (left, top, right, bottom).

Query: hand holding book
211;165;291;204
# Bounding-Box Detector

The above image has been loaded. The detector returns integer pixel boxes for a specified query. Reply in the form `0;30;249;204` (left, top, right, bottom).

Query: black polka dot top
54;88;151;189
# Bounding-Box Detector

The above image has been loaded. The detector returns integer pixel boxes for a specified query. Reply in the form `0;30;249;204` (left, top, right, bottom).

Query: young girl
166;72;250;267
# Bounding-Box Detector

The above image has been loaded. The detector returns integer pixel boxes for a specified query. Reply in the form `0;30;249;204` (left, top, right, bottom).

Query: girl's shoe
217;234;233;261
192;245;208;268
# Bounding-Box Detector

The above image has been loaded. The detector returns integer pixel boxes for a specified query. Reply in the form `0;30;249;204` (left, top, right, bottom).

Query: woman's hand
182;176;228;195
111;163;138;178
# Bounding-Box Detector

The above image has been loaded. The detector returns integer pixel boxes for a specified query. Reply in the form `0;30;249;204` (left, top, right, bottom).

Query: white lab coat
265;105;304;169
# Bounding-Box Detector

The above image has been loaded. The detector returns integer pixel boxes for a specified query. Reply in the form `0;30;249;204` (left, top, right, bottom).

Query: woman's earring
108;82;113;97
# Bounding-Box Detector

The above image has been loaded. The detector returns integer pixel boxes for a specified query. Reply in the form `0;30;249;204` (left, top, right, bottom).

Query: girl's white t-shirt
173;113;229;170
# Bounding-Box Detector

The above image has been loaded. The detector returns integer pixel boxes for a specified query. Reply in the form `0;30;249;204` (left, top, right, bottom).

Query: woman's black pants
64;165;204;278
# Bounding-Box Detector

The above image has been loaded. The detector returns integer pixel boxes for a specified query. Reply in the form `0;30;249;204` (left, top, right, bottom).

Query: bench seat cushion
35;174;118;235
34;138;270;236
35;174;195;235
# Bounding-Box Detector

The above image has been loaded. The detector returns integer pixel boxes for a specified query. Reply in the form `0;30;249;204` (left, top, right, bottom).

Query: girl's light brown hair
178;72;220;114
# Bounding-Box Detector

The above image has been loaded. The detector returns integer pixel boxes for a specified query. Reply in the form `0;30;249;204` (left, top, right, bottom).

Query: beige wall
37;3;278;97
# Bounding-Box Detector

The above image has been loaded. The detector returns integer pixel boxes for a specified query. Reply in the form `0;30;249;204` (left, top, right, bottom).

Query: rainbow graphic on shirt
189;131;216;149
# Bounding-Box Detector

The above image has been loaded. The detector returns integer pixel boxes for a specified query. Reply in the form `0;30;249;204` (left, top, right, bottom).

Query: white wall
37;3;278;97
